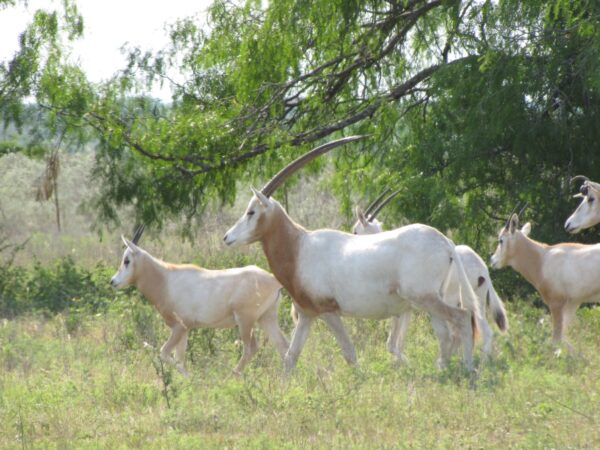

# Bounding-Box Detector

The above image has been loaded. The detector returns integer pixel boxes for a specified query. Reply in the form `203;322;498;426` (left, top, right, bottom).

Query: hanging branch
34;131;65;232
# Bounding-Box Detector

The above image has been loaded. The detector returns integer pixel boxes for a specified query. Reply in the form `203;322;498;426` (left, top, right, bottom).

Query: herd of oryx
110;136;600;377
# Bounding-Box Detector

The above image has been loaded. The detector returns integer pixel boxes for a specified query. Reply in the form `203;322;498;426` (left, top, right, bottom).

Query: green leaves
3;0;600;244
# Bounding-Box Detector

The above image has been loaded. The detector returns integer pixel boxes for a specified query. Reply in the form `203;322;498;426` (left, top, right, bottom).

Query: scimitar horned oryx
352;190;508;367
492;204;600;354
224;136;483;372
111;225;289;376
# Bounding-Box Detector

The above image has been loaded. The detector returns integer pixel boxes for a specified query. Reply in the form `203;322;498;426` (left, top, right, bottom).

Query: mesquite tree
2;0;600;252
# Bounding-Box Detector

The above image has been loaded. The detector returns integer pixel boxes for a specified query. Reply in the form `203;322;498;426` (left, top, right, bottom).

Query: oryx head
110;224;145;288
490;204;530;269
564;175;600;234
351;188;400;235
223;136;369;246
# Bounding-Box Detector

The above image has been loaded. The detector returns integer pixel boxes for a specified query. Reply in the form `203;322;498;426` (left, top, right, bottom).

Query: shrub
0;257;116;318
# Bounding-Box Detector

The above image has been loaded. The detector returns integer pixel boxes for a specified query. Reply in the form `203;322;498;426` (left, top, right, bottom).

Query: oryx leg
284;308;314;374
430;316;453;369
415;294;473;370
550;301;579;356
388;313;411;364
478;313;494;358
558;301;579;354
160;324;189;375
258;303;290;359
321;312;357;367
549;303;565;348
173;330;190;377
233;313;259;374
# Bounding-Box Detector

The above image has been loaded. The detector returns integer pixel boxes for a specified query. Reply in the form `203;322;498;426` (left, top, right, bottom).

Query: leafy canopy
2;0;600;253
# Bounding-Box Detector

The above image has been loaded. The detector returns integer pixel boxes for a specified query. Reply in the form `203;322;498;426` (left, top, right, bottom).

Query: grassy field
1;295;599;449
1;152;600;448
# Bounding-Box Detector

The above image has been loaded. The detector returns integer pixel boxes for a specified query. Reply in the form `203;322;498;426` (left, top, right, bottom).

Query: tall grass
0;151;345;269
1;298;599;449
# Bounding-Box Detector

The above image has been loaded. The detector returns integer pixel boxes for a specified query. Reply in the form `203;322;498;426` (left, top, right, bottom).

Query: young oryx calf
110;226;289;376
564;175;600;234
224;136;483;372
352;192;508;367
491;210;600;352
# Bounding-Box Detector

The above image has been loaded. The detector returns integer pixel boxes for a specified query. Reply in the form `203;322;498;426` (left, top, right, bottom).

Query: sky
0;0;212;97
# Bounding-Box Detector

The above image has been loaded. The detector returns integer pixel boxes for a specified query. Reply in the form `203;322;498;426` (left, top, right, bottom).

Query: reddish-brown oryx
224;136;483;372
352;191;507;367
111;226;289;376
491;210;600;352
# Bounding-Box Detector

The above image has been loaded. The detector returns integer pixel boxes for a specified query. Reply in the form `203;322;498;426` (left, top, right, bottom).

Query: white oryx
111;226;289;376
352;191;508;367
224;136;483;372
564;175;600;234
491;210;600;351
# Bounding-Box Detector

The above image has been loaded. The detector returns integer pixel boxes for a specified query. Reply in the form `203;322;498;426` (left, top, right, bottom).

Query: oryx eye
588;197;595;204
247;210;255;216
499;238;504;245
124;257;130;267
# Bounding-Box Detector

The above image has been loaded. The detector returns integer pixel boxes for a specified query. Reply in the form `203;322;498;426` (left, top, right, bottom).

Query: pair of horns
504;202;528;229
364;188;401;221
261;135;370;198
131;224;145;245
571;175;600;194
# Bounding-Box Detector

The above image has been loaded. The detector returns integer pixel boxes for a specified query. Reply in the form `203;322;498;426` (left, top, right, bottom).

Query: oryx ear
521;222;531;236
251;187;270;207
509;213;519;234
573;193;584;199
122;236;140;253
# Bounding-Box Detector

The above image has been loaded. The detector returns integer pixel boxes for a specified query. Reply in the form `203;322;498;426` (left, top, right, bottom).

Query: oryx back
296;224;456;319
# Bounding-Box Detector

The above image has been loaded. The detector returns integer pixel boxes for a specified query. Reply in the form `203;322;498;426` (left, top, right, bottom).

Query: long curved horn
261;135;370;198
569;175;600;193
570;175;590;185
131;224;145;245
363;187;391;217
368;189;402;221
504;203;521;230
517;202;529;218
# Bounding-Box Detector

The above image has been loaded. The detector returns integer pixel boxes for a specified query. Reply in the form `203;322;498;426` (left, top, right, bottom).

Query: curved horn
504;203;521;230
568;175;600;193
363;187;391;217
368;189;402;221
518;202;529;218
261;135;370;197
570;175;590;185
131;224;145;245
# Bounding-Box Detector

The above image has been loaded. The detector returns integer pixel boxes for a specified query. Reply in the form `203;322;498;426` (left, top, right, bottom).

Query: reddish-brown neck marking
259;203;338;315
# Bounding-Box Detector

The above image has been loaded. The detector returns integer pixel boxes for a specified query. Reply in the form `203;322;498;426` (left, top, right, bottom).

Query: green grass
1;152;599;448
1;298;599;449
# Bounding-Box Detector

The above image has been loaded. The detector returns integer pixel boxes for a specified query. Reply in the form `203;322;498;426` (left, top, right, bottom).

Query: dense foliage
0;257;114;317
2;0;600;248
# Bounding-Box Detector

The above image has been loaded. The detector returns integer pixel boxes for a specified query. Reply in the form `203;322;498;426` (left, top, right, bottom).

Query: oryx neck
510;233;547;289
260;205;306;292
134;252;169;310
